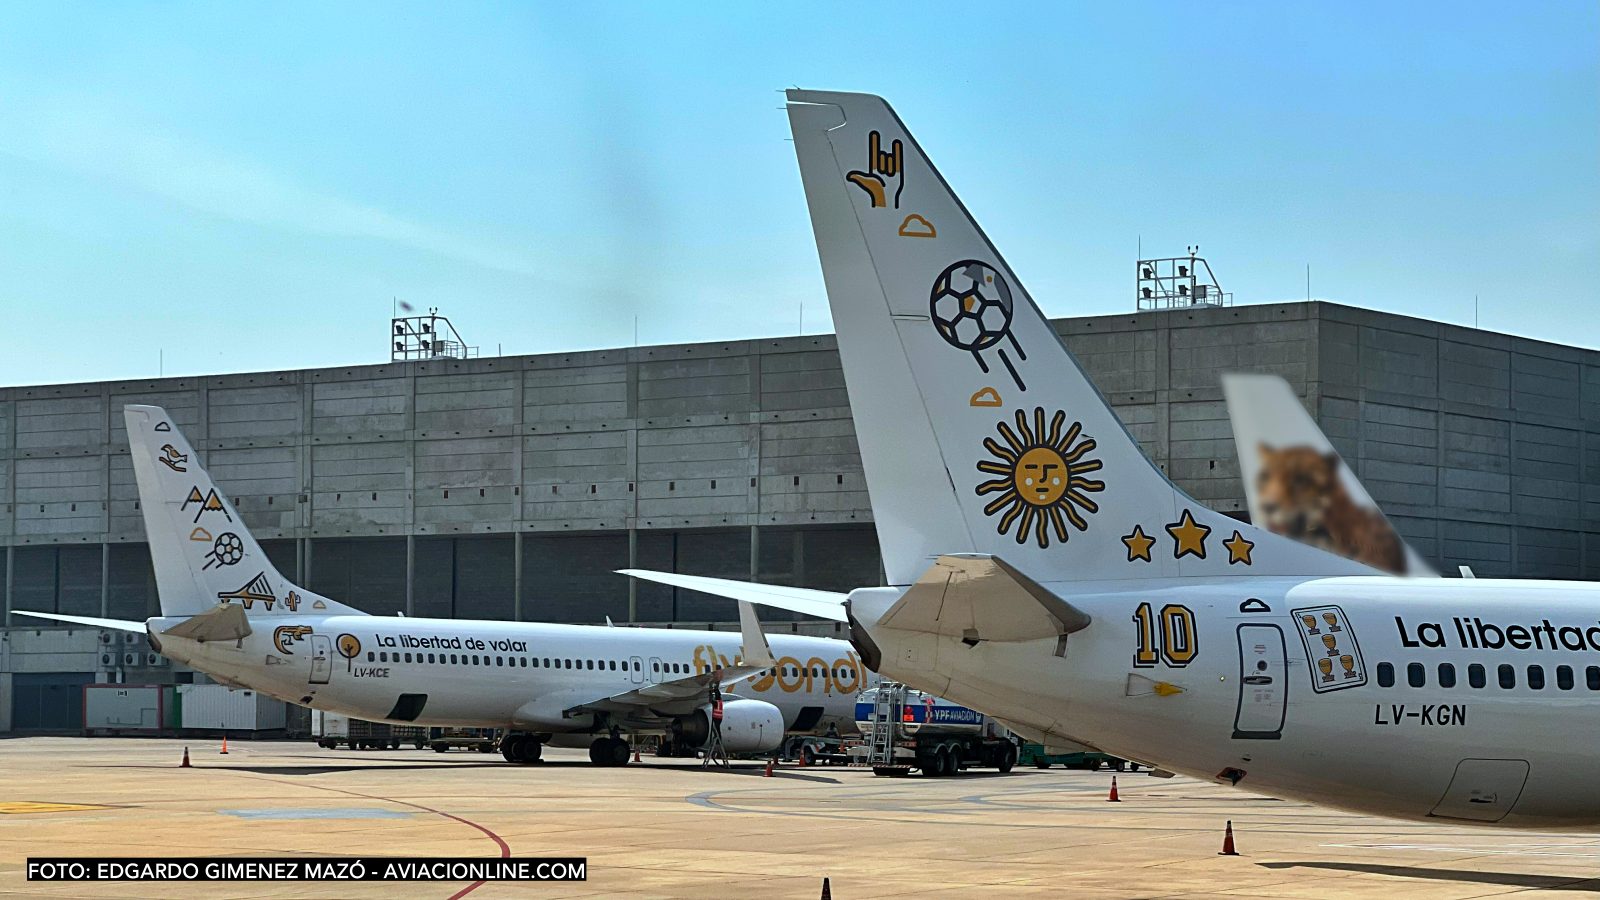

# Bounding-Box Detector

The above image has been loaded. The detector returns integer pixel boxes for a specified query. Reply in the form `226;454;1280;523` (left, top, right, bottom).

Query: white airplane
15;406;873;766
1222;372;1432;576
624;90;1600;828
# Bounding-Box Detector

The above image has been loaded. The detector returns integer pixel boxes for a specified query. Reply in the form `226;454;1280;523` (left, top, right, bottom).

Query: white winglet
616;569;848;622
736;601;777;669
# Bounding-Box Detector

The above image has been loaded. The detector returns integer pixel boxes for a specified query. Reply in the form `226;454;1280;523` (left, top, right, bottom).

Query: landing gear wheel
501;735;544;764
609;739;631;766
432;744;449;753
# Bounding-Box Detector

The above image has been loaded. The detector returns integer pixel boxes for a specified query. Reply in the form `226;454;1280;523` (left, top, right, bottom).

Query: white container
311;710;350;739
84;684;174;734
178;684;287;732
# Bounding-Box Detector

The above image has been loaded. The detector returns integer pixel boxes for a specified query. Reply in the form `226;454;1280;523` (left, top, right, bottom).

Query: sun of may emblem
976;408;1106;548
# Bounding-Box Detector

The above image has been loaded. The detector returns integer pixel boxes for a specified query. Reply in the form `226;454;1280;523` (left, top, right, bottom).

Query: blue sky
1;2;1595;386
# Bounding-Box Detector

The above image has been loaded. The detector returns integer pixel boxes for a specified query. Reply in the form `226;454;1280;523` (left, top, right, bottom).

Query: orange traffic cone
797;749;808;768
180;747;191;768
764;759;775;777
1219;820;1239;856
819;876;832;900
632;745;641;763
1107;776;1120;802
219;735;229;755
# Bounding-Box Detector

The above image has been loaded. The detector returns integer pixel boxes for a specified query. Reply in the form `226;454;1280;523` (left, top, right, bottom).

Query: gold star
1122;525;1155;562
1224;530;1255;566
1166;509;1211;560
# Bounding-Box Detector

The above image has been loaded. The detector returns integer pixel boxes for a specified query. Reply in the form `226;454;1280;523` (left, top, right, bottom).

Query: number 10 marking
1133;602;1198;668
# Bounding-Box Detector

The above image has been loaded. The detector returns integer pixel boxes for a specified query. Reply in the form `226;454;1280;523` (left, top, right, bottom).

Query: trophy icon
1301;614;1320;634
1316;657;1335;683
1323;612;1342;633
1339;655;1357;679
1322;634;1339;657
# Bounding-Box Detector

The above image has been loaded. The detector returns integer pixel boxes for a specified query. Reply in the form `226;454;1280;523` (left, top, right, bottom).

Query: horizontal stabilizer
11;610;146;633
880;554;1090;643
616;570;848;622
160;603;253;642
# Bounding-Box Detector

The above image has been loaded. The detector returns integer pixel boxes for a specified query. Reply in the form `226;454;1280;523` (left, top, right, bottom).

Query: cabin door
308;635;332;685
1232;624;1286;739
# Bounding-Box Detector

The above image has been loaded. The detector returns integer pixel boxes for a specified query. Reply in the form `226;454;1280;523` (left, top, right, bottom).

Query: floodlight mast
390;306;480;361
1136;246;1233;311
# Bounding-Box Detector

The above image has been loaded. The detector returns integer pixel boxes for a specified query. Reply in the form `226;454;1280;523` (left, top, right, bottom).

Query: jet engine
670;697;784;754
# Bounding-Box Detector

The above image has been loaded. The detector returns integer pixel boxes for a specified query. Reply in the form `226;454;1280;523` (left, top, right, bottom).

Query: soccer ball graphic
207;532;244;569
930;260;1013;352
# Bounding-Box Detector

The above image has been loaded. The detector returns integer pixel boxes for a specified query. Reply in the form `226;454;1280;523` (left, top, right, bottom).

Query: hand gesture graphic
847;130;904;209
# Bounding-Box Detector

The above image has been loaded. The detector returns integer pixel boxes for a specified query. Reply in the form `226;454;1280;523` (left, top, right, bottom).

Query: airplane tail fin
784;90;1371;584
1222;374;1431;575
123;405;364;618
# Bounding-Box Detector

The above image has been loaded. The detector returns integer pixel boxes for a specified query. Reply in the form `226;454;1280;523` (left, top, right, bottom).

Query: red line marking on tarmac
233;774;510;899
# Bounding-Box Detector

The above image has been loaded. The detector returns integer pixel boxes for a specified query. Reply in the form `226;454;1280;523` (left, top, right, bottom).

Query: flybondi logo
692;645;865;694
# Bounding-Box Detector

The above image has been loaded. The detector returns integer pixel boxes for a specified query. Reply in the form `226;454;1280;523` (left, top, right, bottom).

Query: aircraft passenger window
1438;663;1456;688
367;652;375;662
1468;664;1485;688
1588;666;1600;690
1557;665;1574;690
652;662;660;672
542;658;550;667
404;652;413;663
1407;663;1425;688
450;654;458;664
496;656;504;667
565;659;573;669
1376;663;1394;688
586;660;594;670
634;660;641;671
609;661;616;671
1498;664;1515;689
380;652;389;663
520;658;528;668
1527;665;1545;690
473;655;481;665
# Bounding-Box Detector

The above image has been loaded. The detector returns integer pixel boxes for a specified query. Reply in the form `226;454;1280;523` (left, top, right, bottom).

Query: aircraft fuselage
151;614;869;736
851;575;1600;829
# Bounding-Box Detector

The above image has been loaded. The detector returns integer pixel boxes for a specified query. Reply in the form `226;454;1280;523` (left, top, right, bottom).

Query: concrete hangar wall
2;301;1598;729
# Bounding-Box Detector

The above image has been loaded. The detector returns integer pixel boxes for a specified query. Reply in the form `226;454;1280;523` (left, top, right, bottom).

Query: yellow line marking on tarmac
0;801;112;814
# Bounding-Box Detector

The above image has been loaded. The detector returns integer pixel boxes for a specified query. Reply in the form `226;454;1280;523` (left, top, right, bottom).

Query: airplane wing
1222;373;1433;576
569;664;770;718
564;600;781;719
11;610;147;632
616;569;848;622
